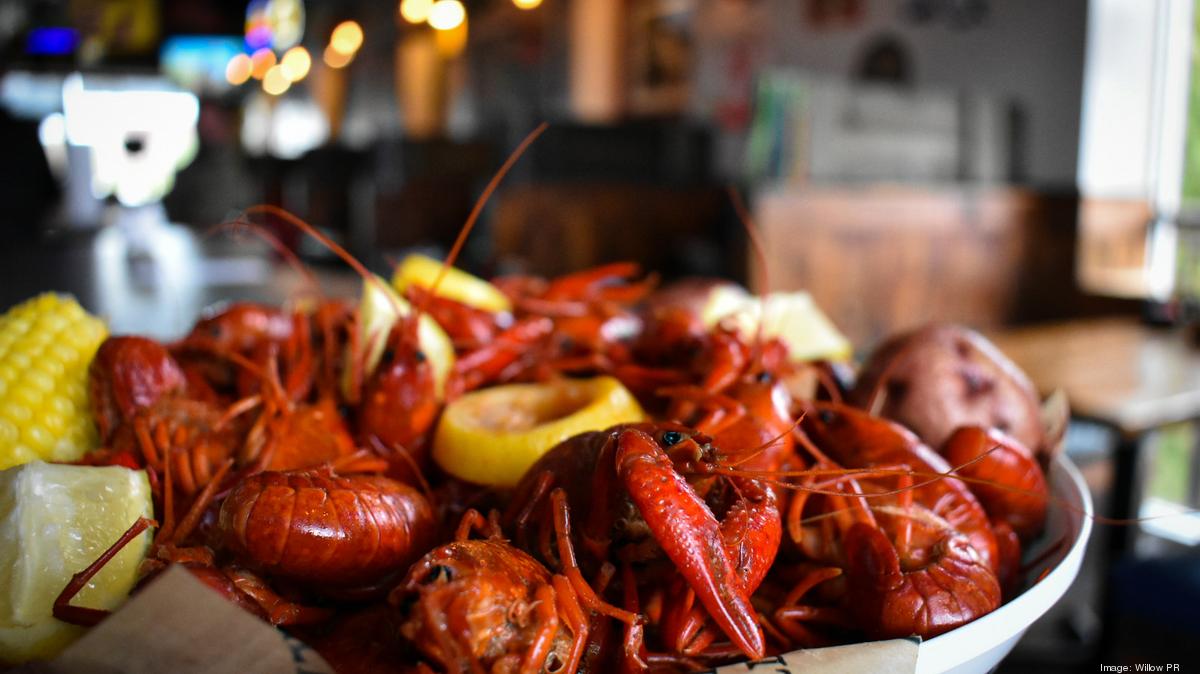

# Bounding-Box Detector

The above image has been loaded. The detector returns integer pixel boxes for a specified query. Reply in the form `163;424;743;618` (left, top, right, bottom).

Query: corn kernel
0;419;16;444
0;294;108;468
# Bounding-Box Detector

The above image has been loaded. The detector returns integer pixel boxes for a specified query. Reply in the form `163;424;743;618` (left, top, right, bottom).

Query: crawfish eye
661;431;683;446
414;350;427;363
818;409;836;424
429;565;452;582
756;371;772;383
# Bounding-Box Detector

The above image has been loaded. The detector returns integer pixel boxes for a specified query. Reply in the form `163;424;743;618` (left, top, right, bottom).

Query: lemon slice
392;253;512;314
343;275;456;401
717;291;852;362
433;377;645;487
0;462;152;664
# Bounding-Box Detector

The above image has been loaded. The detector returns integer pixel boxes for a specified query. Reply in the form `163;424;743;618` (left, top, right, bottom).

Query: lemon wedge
717;291;852;362
392;253;512;314
343;275;456;401
0;461;152;664
433;377;645;487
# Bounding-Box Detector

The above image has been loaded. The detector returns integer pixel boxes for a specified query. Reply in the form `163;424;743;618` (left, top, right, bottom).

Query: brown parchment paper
709;638;919;674
14;565;922;674
34;566;333;674
17;564;920;674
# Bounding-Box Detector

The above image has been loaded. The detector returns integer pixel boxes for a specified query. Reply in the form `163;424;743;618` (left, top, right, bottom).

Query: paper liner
36;566;332;674
17;563;920;673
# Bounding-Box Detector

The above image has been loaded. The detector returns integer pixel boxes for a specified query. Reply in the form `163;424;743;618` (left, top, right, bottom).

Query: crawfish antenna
208;219;323;305
420;122;550;316
237;205;408;321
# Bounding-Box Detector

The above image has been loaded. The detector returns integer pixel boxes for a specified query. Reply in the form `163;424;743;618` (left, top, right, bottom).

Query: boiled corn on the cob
0;294;108;470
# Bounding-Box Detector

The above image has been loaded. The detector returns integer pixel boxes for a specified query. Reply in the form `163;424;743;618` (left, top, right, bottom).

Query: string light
323;43;354;68
400;0;434;24
249;47;277;80
280;46;311;81
263;64;291;95
225;53;253;85
330;20;363;55
428;0;465;31
513;0;542;9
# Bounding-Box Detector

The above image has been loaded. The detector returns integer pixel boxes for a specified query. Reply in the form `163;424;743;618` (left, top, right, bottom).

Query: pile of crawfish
54;254;1065;674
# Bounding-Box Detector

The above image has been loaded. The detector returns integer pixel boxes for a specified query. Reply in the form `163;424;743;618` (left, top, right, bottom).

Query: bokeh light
263;65;291;95
512;0;542;9
428;0;465;31
323;43;354;69
330;20;364;55
435;17;468;57
400;0;434;24
250;47;277;80
225;53;253;85
280;46;311;81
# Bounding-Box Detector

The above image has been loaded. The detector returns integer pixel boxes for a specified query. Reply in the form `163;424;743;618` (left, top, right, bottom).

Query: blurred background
0;0;1198;670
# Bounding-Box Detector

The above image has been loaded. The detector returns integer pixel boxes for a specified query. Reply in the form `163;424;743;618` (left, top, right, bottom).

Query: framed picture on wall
628;1;693;116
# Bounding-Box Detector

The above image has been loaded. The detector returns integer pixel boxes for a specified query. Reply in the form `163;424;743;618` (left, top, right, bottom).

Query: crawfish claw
614;428;765;659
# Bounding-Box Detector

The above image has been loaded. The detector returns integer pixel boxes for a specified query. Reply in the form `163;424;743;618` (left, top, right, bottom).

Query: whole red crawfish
172;301;322;402
494;263;655;380
781;402;1002;639
84;336;247;500
507;422;781;664
55;465;437;627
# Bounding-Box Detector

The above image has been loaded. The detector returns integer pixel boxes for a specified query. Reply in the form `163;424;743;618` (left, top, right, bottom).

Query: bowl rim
915;452;1094;673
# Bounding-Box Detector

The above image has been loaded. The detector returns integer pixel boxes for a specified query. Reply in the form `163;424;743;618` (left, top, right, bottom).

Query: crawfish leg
519;583;561;674
53;517;155;626
226;567;334;626
552;574;590;674
550;489;640;625
614;429;765;659
620;559;647;673
772;566;844;648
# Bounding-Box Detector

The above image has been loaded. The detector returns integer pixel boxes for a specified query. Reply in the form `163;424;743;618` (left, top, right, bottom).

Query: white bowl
915;452;1093;674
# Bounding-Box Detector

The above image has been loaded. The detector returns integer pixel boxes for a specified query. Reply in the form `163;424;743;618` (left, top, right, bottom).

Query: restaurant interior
0;0;1198;671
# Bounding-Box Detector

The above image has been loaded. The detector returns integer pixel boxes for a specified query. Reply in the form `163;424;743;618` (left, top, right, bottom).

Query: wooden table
991;317;1200;436
990;317;1200;660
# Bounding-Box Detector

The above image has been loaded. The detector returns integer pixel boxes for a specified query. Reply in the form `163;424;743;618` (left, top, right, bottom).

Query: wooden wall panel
753;186;1138;349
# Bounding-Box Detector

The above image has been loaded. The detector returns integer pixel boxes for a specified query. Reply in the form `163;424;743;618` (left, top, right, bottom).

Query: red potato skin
219;471;436;588
849;324;1044;456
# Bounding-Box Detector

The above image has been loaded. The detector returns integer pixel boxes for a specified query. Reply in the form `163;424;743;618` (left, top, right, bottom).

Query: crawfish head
393;540;578;674
177;302;295;355
89;336;187;442
356;330;440;474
